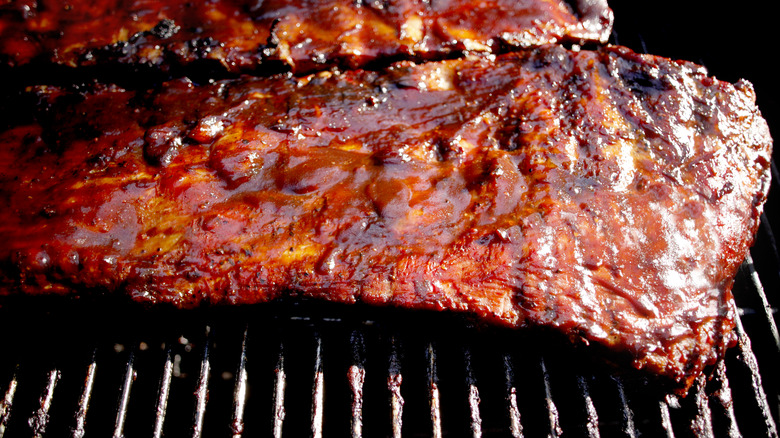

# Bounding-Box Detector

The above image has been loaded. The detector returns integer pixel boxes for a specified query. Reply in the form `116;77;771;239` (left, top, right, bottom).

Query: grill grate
0;271;778;437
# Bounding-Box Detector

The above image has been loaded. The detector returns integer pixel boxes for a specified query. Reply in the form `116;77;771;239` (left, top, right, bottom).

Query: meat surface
0;0;612;74
0;45;772;392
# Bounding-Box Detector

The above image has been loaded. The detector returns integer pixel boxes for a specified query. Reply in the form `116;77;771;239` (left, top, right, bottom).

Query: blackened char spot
434;137;463;161
495;105;535;152
265;18;282;48
496;124;525;151
362;0;391;12
86;153;112;168
619;66;668;96
151;19;181;40
187;37;217;57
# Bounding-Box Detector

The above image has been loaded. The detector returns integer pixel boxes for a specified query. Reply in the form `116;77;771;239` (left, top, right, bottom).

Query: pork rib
0;45;771;392
0;0;612;73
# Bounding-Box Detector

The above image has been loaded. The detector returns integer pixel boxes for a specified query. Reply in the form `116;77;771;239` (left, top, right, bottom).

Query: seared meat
0;0;612;74
0;45;771;392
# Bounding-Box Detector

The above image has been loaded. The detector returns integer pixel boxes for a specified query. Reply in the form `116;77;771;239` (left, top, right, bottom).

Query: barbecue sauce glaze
0;0;612;73
0;46;772;393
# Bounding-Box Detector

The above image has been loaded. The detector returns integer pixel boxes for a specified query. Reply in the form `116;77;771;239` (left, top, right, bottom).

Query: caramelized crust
0;0;612;73
0;46;771;392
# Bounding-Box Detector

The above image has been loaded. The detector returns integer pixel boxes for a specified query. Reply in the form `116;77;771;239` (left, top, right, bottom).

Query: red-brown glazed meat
0;45;771;392
0;0;612;73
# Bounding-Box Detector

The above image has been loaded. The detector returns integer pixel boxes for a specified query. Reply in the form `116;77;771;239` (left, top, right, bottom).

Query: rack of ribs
0;45;771;393
0;0;612;74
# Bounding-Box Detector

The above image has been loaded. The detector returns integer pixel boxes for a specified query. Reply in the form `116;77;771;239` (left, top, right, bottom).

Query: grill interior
2;1;780;437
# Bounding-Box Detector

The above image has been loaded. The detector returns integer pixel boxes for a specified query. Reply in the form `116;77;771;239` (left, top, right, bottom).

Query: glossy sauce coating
0;0;612;73
0;45;771;392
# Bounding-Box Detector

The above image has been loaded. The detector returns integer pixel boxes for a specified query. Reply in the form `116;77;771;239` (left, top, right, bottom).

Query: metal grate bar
613;377;636;438
29;369;60;438
72;351;97;438
502;354;523;438
759;212;780;264
710;360;742;438
691;375;714;437
732;303;779;438
0;370;18;438
426;342;442;438
744;252;780;351
348;330;365;438
388;336;403;438
577;375;600;438
540;358;562;438
153;346;174;438
272;342;286;438
231;326;249;438
113;350;135;438
192;326;212;438
311;333;325;438
463;347;482;438
659;395;677;438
